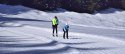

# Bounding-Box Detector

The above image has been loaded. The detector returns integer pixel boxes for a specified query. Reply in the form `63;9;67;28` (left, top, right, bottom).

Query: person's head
55;16;57;19
66;22;68;25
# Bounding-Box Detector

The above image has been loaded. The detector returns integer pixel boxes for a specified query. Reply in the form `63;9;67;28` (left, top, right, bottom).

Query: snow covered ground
0;4;125;54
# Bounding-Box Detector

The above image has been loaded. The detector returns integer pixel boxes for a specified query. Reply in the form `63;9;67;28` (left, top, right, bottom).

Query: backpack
63;25;69;31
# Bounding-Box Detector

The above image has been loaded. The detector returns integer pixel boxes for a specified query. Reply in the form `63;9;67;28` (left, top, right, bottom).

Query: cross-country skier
63;23;69;39
52;16;59;37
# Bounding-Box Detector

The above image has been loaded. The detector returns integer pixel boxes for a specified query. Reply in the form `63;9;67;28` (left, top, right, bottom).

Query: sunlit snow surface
0;4;125;54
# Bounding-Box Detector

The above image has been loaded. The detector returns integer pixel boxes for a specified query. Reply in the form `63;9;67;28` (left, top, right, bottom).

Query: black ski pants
52;25;58;35
63;29;69;39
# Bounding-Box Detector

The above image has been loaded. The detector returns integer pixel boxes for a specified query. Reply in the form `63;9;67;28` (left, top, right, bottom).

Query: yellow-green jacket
52;18;58;25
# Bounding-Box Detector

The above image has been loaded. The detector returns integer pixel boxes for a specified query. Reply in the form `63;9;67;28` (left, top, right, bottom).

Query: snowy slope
0;4;125;39
0;4;125;54
1;24;125;54
1;4;125;29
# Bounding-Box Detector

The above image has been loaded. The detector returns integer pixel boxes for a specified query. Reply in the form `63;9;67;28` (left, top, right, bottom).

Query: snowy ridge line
70;23;125;30
24;24;125;44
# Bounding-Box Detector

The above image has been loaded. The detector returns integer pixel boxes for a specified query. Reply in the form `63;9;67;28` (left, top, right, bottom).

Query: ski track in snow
0;4;125;54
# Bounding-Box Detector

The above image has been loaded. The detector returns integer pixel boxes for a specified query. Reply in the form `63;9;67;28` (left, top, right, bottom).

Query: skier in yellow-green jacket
52;16;59;37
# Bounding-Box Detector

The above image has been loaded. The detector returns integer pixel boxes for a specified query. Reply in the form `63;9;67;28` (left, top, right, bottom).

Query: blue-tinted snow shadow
1;46;116;54
0;46;69;54
0;16;51;27
57;36;82;40
0;35;57;47
0;41;57;48
0;35;64;54
0;5;31;15
0;21;23;27
62;42;96;45
0;17;51;22
0;35;116;54
73;47;116;51
70;37;82;39
4;46;69;54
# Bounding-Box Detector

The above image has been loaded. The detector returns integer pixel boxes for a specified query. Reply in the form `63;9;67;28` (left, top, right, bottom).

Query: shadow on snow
0;16;51;27
0;17;51;22
0;35;118;54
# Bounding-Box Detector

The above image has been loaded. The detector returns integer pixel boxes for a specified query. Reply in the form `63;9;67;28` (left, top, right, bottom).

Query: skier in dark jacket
63;23;69;39
52;16;59;37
